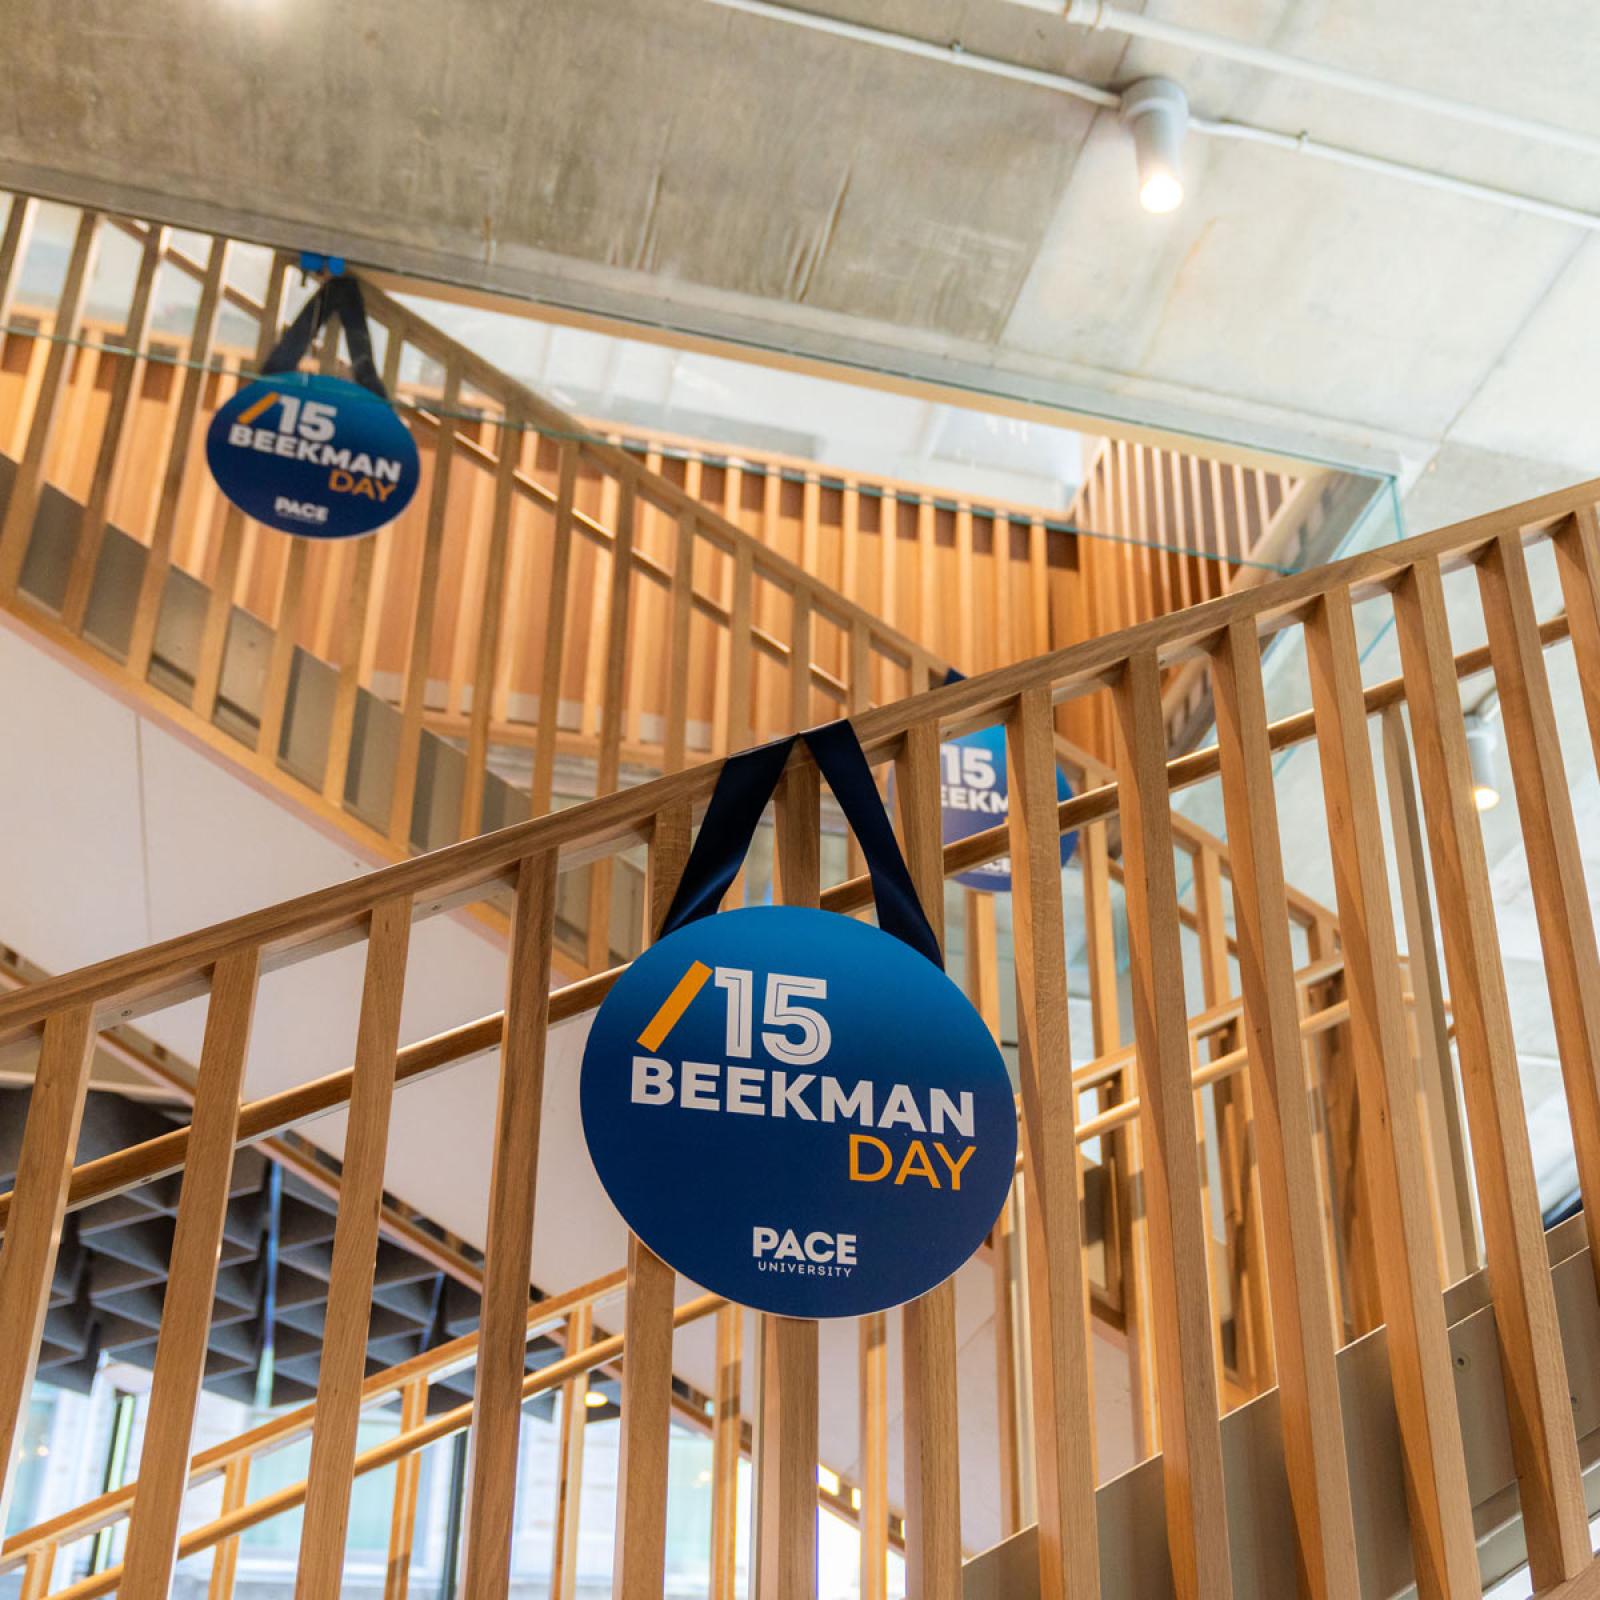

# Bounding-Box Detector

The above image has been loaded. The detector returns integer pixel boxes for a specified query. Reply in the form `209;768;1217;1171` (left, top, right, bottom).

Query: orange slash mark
637;960;712;1052
237;390;279;426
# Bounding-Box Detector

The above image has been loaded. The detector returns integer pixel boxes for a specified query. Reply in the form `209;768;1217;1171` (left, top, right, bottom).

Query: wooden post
549;1307;593;1600
1392;557;1589;1590
460;852;560;1600
859;1312;890;1600
207;1458;251;1600
530;447;579;814
294;897;413;1600
708;1306;743;1600
1111;650;1233;1600
613;802;692;1599
384;1377;429;1600
121;950;260;1597
1208;618;1358;1597
1305;587;1478;1600
1005;688;1100;1600
893;721;962;1600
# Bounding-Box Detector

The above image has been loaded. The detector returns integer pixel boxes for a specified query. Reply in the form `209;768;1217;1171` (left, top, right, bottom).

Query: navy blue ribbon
659;720;942;967
261;276;387;399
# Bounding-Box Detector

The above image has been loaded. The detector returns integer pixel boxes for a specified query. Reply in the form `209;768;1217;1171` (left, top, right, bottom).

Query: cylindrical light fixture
1464;714;1500;811
1121;77;1189;212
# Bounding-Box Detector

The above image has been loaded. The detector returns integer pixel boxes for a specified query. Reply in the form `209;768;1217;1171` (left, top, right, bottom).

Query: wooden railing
3;460;1598;1595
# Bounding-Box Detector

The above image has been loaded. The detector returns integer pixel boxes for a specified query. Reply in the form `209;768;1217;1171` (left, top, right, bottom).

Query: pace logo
580;906;1016;1318
206;373;420;539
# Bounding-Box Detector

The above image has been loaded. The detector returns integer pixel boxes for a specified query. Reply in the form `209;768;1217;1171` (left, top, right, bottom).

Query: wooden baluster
1479;527;1600;1305
1111;650;1232;1600
1551;505;1600;773
121;949;261;1595
1304;588;1478;1598
191;255;290;722
531;445;579;814
613;803;691;1600
18;1539;56;1600
789;587;813;732
990;1188;1024;1540
753;762;822;1600
61;223;168;634
893;721;962;1600
955;503;975;669
0;1004;94;1531
461;852;560;1600
549;1305;593;1600
708;1306;743;1600
585;480;638;969
126;236;230;679
661;515;696;773
858;1312;890;1600
383;1376;428;1600
207;1456;251;1600
1392;556;1589;1590
0;209;101;593
0;195;36;325
319;309;401;803
1208;618;1358;1597
724;542;754;756
387;360;462;845
878;491;898;631
460;409;524;839
1005;688;1100;1600
916;501;938;657
1379;707;1475;1280
294;896;413;1600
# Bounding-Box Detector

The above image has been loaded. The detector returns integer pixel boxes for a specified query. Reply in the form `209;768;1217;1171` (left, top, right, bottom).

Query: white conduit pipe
1022;0;1600;162
701;0;1600;234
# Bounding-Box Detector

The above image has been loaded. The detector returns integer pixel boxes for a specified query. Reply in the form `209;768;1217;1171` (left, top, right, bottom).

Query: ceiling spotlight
584;1388;608;1409
1122;77;1189;213
1463;714;1500;811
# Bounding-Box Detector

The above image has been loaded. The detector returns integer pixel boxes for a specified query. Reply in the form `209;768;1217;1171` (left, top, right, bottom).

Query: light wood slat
0;195;36;322
1111;649;1232;1600
955;504;976;668
549;1306;593;1600
878;492;898;630
1391;555;1589;1589
708;1306;743;1600
382;1377;428;1600
17;1541;54;1600
461;851;560;1600
1005;686;1100;1600
0;209;101;592
191;255;290;721
460;413;524;839
893;720;962;1600
1304;589;1478;1599
754;763;822;1600
789;588;813;731
662;515;696;772
61;224;169;633
294;895;413;1600
1551;505;1600;774
586;479;639;969
917;500;938;655
1478;528;1600;1297
1208;618;1358;1597
990;1188;1024;1538
724;542;754;754
119;948;260;1596
531;445;580;813
256;540;308;760
207;1458;250;1600
0;1006;93;1531
126;236;230;679
859;1312;890;1600
1379;708;1475;1281
613;800;691;1600
387;362;463;844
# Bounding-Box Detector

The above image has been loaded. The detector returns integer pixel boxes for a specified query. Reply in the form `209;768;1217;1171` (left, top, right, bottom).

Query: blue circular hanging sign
205;372;419;539
580;906;1017;1318
921;722;1076;893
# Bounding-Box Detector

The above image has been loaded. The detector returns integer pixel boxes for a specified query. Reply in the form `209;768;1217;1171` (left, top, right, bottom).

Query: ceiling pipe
1009;0;1600;161
701;0;1600;234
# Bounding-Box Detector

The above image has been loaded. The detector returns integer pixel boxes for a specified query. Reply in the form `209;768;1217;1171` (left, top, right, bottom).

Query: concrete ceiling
5;1;1598;510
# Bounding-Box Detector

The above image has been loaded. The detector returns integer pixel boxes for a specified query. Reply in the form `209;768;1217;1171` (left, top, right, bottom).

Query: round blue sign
911;722;1075;893
205;372;420;539
580;906;1017;1317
